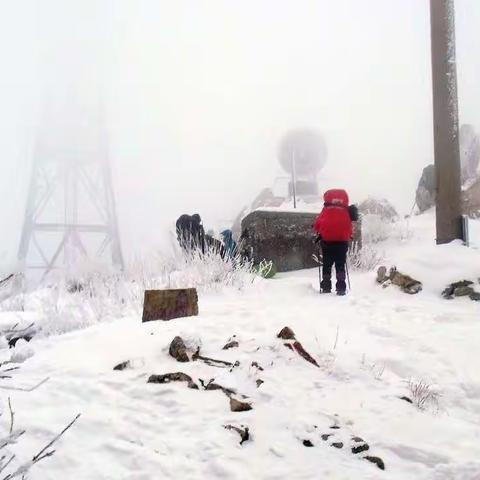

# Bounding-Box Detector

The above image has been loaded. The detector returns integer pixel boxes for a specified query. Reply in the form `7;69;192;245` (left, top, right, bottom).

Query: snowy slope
1;214;480;480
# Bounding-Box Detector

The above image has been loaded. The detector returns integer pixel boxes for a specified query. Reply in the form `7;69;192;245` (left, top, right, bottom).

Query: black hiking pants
320;241;348;293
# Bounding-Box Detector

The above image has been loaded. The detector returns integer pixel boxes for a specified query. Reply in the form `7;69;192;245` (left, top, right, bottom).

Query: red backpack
314;189;353;242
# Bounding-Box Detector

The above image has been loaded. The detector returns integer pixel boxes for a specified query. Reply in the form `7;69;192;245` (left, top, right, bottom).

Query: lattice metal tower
17;3;123;281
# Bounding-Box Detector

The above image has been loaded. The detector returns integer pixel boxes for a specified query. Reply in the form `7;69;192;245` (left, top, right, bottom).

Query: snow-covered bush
361;214;413;244
407;379;441;413
0;243;257;338
348;243;385;272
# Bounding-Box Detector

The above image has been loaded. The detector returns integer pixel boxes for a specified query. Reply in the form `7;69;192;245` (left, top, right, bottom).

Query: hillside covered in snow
0;212;480;480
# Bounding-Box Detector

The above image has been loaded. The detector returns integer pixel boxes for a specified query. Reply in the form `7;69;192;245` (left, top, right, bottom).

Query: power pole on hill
430;0;463;244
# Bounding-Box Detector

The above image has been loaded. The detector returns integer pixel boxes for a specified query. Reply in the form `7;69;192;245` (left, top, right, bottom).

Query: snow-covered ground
1;212;480;480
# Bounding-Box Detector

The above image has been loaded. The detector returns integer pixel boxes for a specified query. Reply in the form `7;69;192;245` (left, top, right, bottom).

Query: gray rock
147;372;198;390
113;361;131;371
230;398;253;412
416;165;436;213
469;292;480;301
376;266;388;284
364;456;385;471
303;439;314;447
222;341;239;350
169;336;190;362
241;210;361;272
454;286;475;297
351;437;370;454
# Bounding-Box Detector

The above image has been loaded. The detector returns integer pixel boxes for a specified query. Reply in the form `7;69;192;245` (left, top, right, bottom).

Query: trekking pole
318;254;322;294
345;261;351;292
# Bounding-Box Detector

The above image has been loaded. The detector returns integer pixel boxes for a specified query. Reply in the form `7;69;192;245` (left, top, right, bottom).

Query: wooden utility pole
430;0;463;244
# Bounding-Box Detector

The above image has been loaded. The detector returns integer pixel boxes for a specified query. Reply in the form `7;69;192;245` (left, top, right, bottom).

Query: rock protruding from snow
442;280;480;301
169;336;190;362
376;266;422;294
277;326;296;340
230;397;252;412
147;372;199;390
277;327;319;367
358;197;398;220
224;424;250;445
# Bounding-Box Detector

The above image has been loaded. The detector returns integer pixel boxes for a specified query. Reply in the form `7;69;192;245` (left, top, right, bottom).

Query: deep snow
1;212;480;480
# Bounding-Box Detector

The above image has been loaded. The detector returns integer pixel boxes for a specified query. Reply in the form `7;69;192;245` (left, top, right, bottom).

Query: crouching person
314;189;353;296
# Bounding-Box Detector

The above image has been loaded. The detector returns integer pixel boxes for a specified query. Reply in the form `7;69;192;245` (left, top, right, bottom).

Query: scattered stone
277;327;319;367
251;362;264;371
147;372;198;390
321;434;332;441
443;280;480;301
169;336;190;362
470;292;480;301
454;286;475;297
142;288;198;322
223;341;239;350
329;425;341;430
256;379;264;388
113;361;131;371
377;266;422;294
376;266;388;284
224;424;250;445
399;396;413;404
331;442;344;449
364;456;385;471
8;335;33;349
351;437;370;454
389;267;422;294
292;341;319;367
303;440;314;447
230;397;253;412
277;326;296;340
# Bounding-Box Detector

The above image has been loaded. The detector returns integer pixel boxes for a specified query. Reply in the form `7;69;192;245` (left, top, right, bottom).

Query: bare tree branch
31;414;81;463
0;377;49;392
7;399;14;435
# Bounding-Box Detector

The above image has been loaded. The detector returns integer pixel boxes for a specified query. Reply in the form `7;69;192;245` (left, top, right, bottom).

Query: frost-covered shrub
348;244;385;272
407;379;441;413
0;242;257;338
362;214;413;244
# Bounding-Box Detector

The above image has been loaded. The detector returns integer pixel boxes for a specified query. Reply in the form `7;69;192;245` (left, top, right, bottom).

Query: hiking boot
321;289;331;294
336;290;346;296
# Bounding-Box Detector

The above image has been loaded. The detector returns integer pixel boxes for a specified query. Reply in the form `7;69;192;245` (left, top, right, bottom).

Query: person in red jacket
314;189;353;295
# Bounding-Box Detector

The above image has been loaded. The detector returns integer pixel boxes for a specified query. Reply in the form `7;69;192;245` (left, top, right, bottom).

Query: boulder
416;164;436;213
358;197;398;220
241;210;361;272
142;288;198;322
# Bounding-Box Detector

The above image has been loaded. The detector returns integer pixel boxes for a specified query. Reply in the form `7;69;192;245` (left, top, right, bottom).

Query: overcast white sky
0;0;479;269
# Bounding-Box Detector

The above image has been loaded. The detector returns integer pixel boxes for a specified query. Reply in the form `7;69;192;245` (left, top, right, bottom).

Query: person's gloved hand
314;235;322;244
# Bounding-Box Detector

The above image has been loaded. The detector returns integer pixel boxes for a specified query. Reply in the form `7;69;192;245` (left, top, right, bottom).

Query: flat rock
147;372;198;390
142;288;198;322
230;397;252;412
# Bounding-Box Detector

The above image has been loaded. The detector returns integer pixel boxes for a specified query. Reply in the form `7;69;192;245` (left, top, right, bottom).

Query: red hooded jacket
314;189;352;242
